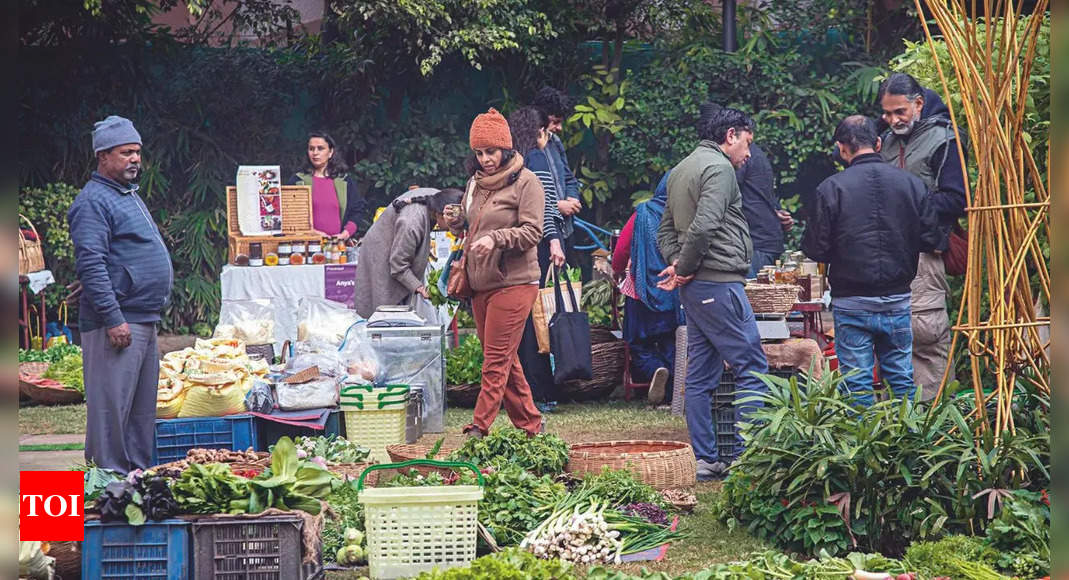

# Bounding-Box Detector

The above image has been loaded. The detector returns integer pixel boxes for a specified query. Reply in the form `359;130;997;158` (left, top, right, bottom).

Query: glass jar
249;243;264;267
289;252;305;265
264;252;279;266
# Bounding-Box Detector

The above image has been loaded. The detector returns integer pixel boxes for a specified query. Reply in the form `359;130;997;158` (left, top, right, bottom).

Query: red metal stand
19;276;46;350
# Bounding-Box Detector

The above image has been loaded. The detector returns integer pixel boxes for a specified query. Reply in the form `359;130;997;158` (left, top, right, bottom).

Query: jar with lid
338;241;348;264
249;243;264;267
308;239;322;255
778;260;799;284
264;252;279;266
277;243;292;265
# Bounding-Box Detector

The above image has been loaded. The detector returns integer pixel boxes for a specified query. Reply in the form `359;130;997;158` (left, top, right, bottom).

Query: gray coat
353;188;437;319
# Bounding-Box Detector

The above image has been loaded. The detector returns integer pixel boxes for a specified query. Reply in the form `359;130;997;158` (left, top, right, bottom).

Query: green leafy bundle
985;490;1050;578
904;535;1004;580
43;352;84;393
19;343;81;363
414;547;577;580
172;463;250;514
382;468;478;488
446;335;483;385
288;435;371;464
234;436;339;515
447;427;569;476
573;467;669;510
480;464;566;546
585;550;911;580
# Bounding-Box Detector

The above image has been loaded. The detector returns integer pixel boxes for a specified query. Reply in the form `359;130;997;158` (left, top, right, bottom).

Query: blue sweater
546;134;581;239
68;173;174;331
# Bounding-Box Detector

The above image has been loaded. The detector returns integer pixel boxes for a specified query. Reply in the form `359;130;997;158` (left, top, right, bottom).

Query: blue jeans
748;249;779;278
680;281;768;463
833;307;915;405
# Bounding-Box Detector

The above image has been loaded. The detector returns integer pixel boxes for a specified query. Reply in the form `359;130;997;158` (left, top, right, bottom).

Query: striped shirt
524;148;564;241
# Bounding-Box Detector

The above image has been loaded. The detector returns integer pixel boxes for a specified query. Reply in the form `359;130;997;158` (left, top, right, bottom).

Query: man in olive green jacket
657;107;768;480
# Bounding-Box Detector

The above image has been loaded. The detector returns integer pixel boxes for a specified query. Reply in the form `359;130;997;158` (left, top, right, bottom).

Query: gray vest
879;118;958;190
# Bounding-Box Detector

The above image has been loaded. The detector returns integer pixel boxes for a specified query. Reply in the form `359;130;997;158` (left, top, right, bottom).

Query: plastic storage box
713;367;797;458
192;514;321;579
340;384;409;464
83;519;192;580
154;414;258;465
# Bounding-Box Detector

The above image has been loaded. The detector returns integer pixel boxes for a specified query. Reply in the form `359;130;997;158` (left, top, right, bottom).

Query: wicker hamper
560;339;626;401
226;185;319;264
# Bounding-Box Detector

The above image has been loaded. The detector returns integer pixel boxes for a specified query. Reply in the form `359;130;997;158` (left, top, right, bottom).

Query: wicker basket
18;362;83;405
566;440;697;490
226;185;319;264
446;382;481;407
327;462;379;484
386;443;458;475
744;283;801;314
19;214;46;276
358;460;484;579
561;339;626;401
589;326;618;344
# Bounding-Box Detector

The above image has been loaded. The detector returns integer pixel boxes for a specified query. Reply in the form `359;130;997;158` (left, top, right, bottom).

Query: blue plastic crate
83;519;192;580
154;414;259;465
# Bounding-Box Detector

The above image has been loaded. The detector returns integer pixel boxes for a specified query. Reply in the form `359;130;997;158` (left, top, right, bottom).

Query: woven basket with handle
566;440;697;490
744;283;801;314
19;214;45;276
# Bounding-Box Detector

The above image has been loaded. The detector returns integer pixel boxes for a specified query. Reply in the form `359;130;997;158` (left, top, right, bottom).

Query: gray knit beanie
92;115;142;153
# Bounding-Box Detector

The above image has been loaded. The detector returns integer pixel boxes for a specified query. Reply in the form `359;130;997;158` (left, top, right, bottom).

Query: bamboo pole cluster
916;0;1050;440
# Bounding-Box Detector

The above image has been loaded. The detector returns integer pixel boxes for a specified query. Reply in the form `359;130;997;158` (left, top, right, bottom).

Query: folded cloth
248;407;332;430
26;270;54;294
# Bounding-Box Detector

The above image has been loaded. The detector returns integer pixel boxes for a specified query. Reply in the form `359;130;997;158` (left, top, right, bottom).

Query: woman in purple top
288;131;366;239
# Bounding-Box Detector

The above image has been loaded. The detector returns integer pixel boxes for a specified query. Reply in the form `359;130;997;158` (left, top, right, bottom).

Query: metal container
367;308;446;433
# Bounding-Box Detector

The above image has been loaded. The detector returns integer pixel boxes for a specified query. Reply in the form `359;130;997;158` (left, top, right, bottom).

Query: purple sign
324;264;357;309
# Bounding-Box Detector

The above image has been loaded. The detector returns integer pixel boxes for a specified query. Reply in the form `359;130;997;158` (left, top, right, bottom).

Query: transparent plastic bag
296;297;361;346
244;379;275;414
214;299;275;345
276;376;340;410
287;339;346;377
338;321;382;385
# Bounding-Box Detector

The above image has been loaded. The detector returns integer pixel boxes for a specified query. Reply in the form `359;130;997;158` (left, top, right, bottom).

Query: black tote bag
549;265;593;383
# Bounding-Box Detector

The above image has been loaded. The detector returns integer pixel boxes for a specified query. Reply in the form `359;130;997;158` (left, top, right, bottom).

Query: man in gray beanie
68;115;174;473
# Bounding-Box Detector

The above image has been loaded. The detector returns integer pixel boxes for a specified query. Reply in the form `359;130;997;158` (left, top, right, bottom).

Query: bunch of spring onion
521;498;684;564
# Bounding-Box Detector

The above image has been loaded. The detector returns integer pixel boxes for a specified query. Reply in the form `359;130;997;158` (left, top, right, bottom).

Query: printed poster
324;264;357;309
235;165;282;235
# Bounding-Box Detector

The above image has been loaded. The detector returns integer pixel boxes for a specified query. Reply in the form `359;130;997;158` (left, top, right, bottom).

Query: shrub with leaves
985;489;1050;577
715;367;1049;557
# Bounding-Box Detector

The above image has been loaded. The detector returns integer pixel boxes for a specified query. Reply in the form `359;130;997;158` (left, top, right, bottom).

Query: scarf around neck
474;152;525;192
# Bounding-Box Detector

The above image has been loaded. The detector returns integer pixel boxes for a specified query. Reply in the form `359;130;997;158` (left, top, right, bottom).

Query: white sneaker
648;367;669;405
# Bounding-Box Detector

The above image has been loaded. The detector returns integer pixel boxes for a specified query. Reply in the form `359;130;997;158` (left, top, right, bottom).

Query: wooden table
791;301;828;348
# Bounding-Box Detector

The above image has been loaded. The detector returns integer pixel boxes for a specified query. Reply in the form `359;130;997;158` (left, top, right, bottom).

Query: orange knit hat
469;108;513;150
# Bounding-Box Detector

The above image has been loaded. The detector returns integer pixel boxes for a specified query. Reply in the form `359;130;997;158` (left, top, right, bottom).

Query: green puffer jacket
657;140;752;283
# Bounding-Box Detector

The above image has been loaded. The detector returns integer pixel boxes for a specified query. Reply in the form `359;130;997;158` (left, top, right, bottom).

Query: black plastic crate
192;514;322;579
713;367;797;459
255;409;343;451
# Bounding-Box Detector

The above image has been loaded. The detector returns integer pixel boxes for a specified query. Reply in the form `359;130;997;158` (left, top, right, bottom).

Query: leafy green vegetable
446;335;483;385
480;464;566;546
985;489;1050;577
172;463;250;514
382;468;478;487
42;352;84;393
19;343;81;363
284;434;371;464
322;482;364;564
414;547;577;579
447;427;569;476
904;535;1004;580
574;466;669;510
235;436;339;515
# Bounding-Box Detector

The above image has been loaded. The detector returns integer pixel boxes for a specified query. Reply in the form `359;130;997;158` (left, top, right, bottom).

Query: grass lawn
20;399;766;576
19;402;87;435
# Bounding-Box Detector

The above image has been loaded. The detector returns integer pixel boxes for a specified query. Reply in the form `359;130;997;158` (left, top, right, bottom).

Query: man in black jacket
802;116;940;405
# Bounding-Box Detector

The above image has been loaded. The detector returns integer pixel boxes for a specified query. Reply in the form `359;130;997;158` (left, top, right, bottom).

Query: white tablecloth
220;264;356;353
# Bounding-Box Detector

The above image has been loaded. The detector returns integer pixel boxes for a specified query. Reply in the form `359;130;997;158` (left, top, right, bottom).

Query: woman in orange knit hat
446;108;546;438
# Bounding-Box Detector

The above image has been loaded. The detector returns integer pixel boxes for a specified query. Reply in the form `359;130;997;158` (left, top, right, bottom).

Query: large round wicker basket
445;382;481;407
560;339;626;401
744;283;801;314
566;440;697;490
19;362;84;405
327;462;379;485
386;443;459;476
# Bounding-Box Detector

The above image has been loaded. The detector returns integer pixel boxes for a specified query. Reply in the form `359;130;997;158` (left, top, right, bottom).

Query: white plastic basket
357;460;484;579
340;384;408;464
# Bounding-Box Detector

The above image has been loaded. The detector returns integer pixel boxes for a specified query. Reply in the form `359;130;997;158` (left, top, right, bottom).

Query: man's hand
65;281;82;305
656;262;694;291
107;322;132;350
416;286;430;299
469;235;496;258
548;239;566;267
337;229;352;240
557;198;582;216
776;209;795;231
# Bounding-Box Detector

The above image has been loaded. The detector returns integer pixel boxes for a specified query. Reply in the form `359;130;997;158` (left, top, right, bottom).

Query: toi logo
20;471;84;541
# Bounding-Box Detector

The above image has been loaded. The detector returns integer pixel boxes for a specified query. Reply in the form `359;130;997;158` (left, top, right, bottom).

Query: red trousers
469;284;543;435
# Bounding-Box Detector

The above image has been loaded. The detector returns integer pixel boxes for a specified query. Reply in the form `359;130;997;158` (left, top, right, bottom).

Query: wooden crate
226;185;318;264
